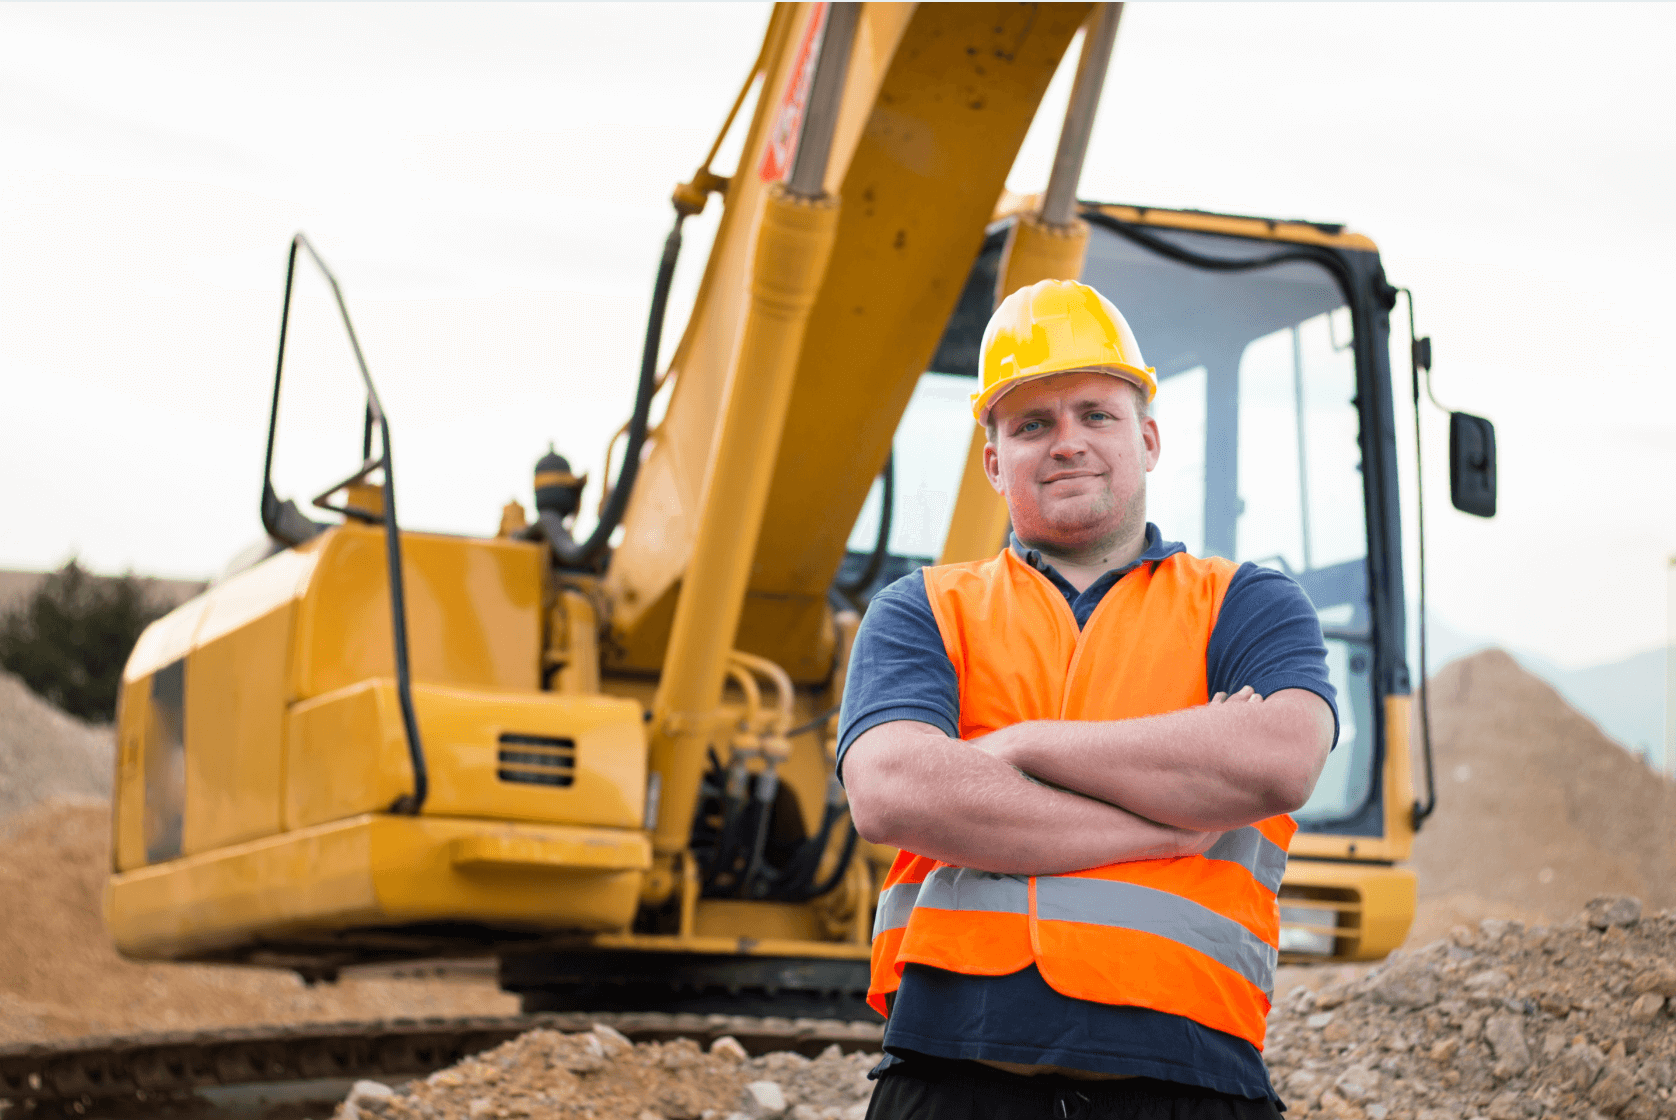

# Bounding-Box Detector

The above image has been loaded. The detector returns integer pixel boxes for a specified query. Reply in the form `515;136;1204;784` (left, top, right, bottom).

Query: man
839;279;1337;1120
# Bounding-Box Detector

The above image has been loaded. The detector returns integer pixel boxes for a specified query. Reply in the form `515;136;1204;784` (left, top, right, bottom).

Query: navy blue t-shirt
835;525;1337;1103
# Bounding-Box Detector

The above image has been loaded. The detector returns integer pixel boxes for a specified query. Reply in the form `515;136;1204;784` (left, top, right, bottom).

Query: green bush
0;560;169;722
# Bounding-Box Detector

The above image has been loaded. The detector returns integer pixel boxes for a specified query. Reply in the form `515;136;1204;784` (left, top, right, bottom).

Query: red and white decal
758;2;829;183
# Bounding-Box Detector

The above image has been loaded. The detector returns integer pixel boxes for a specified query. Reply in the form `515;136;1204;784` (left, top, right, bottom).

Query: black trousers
865;1056;1284;1120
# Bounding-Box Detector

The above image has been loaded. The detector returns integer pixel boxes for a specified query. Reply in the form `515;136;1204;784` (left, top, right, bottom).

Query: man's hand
978;687;1332;832
844;720;1220;875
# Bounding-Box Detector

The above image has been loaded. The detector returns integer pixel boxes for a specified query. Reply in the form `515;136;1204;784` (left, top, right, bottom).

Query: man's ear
983;437;1004;494
1141;415;1161;472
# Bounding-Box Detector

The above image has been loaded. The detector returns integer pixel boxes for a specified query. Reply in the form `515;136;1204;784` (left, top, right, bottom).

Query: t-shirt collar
1008;522;1185;585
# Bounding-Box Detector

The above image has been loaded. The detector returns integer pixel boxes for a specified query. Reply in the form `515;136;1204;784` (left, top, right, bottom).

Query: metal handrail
260;234;428;814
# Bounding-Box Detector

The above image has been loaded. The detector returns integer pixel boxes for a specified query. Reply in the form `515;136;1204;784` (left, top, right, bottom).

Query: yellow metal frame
1281;860;1417;962
285;679;647;832
1289;696;1415;864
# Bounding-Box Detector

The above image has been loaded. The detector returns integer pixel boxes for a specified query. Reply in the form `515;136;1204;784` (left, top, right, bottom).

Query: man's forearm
844;722;1216;875
987;690;1332;832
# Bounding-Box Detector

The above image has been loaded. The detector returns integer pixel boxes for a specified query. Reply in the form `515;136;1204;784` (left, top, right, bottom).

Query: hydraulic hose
802;818;859;900
543;209;685;569
836;451;894;599
739;764;781;898
768;776;849;901
703;751;754;895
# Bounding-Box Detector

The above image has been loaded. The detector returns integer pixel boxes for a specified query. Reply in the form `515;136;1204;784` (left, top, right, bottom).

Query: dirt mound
333;1027;879;1120
0;668;113;823
1409;649;1676;929
1266;900;1676;1120
0;799;515;1045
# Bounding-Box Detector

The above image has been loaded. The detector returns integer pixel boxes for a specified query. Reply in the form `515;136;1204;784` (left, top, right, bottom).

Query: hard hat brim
971;363;1158;424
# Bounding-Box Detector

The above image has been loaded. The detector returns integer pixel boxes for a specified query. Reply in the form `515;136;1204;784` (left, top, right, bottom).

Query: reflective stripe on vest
865;549;1295;1048
1203;826;1289;895
1035;876;1279;996
921;867;1029;914
875;825;1283;928
871;852;1280;996
872;880;922;938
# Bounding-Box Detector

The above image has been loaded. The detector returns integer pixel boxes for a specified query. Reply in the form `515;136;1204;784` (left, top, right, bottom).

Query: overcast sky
2;3;1672;672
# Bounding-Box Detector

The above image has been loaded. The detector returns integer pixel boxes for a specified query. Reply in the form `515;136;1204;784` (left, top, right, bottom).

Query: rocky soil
332;1027;879;1120
1265;899;1676;1120
334;897;1676;1120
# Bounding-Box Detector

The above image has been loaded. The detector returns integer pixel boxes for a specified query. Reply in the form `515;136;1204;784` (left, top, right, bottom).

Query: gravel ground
337;899;1676;1120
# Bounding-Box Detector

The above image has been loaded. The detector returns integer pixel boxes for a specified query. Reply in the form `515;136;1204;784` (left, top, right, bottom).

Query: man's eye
1087;411;1112;422
1018;420;1044;434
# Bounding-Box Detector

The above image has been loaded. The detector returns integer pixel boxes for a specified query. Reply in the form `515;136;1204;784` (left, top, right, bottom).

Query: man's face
983;370;1160;554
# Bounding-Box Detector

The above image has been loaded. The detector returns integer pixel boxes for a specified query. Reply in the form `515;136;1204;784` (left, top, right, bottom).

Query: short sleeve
835;570;960;780
1206;563;1340;748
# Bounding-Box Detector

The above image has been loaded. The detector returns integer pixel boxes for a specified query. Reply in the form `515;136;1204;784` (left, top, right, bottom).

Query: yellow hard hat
971;279;1157;422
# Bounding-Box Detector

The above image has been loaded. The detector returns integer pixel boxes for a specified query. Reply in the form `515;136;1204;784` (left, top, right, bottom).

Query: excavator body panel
109;525;653;963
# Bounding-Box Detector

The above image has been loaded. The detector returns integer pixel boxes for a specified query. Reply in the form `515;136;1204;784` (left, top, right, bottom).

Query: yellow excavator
108;2;1497;1017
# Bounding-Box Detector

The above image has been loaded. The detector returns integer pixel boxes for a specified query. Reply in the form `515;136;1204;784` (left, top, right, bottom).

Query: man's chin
1041;500;1115;532
1019;513;1118;552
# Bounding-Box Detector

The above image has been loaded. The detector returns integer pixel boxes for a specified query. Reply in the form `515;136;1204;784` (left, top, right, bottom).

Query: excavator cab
848;202;1468;960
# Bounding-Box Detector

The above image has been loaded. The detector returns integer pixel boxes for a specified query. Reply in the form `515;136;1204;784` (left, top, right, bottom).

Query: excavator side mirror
1449;411;1497;517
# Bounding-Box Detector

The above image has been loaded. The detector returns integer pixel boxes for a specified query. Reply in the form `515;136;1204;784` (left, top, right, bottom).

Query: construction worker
839;279;1336;1120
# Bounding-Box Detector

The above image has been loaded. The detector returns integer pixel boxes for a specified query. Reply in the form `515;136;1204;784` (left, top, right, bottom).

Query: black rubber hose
1080;209;1355;299
739;767;781;898
802;818;859;900
771;796;842;900
547;210;685;569
836;450;893;596
703;756;753;894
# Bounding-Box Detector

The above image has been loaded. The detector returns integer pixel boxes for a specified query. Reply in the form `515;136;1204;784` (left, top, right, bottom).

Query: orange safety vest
866;548;1297;1049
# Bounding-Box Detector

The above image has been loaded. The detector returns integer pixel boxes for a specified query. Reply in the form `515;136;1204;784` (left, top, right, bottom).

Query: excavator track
0;1012;885;1109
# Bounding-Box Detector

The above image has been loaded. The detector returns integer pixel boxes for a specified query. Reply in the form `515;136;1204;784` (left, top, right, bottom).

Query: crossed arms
842;687;1334;876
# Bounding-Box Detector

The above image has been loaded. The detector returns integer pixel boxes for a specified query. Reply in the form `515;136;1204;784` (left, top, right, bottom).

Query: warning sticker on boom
758;2;829;183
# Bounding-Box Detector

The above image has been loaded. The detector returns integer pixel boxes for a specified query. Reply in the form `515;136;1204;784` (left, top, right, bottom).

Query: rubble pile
1408;651;1676;943
0;669;112;823
336;1026;879;1120
339;896;1676;1120
1265;899;1676;1120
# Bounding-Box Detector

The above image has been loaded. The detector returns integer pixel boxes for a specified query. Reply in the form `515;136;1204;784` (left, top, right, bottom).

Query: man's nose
1049;424;1087;458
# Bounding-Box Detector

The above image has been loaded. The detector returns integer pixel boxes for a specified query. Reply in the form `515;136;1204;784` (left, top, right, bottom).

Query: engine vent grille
497;733;576;788
1277;884;1360;960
